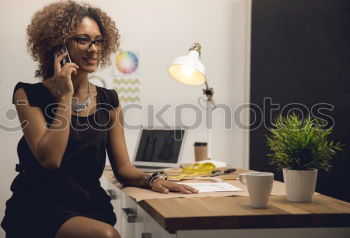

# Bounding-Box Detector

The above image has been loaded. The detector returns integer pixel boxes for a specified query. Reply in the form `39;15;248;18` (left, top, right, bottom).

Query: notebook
132;126;187;172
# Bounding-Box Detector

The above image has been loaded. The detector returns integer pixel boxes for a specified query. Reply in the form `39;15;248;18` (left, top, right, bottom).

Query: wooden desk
139;195;350;232
102;169;350;238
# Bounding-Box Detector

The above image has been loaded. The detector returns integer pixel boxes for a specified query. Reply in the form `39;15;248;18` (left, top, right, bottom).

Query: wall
0;0;251;236
250;0;350;202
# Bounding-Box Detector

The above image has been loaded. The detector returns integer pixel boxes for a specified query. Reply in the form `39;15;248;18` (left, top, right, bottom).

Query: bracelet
149;173;168;186
145;171;168;187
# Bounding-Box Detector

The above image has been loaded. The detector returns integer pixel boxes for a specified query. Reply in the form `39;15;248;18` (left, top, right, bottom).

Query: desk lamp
168;43;216;159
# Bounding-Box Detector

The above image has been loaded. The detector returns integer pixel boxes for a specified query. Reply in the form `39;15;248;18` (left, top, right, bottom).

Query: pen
211;168;237;176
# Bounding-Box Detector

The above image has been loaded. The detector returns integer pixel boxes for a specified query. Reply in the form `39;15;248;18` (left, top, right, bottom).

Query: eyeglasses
72;35;104;51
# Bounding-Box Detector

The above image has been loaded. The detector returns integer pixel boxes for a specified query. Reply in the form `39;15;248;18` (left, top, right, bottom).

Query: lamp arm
203;80;215;108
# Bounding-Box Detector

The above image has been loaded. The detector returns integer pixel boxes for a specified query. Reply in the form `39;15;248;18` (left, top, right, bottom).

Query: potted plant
266;114;343;202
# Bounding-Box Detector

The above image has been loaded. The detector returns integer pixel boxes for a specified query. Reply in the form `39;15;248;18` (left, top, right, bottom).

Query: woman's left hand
150;179;199;194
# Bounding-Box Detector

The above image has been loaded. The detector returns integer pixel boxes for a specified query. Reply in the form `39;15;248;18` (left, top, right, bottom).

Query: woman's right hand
53;52;79;97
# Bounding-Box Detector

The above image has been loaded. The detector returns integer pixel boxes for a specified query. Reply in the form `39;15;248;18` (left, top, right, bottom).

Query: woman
1;1;197;238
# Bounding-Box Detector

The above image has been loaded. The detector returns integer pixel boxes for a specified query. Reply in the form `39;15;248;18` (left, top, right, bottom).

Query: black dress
1;82;119;238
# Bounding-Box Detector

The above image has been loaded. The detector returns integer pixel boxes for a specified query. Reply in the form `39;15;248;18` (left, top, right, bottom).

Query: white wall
0;0;251;236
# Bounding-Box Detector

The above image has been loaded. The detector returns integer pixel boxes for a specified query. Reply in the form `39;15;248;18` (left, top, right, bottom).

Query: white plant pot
282;168;318;202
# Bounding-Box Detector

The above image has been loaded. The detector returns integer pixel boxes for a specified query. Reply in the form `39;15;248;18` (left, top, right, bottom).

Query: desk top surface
139;195;350;232
103;168;350;232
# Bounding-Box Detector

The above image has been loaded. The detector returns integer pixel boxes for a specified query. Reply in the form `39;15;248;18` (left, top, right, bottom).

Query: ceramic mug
239;172;274;208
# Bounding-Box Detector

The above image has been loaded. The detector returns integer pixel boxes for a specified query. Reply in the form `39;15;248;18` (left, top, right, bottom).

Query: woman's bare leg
54;216;121;238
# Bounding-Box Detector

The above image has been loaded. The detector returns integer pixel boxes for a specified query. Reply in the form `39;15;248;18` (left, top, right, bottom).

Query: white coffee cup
239;172;274;208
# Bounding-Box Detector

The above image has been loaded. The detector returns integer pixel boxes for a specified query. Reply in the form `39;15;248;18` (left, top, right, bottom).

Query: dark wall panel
250;0;350;202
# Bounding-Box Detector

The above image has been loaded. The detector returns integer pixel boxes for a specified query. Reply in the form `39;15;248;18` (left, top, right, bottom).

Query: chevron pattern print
113;78;140;85
113;78;141;103
118;95;141;103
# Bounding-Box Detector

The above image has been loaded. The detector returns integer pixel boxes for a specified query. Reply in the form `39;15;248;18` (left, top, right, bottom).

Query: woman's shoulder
13;81;42;92
12;81;51;107
96;85;120;109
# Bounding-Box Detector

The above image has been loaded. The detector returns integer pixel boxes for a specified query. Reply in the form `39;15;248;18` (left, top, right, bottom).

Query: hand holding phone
57;44;72;67
53;44;79;96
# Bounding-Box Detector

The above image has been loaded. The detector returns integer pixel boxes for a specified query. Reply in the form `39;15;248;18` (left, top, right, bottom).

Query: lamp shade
168;50;206;86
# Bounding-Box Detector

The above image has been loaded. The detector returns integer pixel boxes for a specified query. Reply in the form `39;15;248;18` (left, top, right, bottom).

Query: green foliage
266;114;343;171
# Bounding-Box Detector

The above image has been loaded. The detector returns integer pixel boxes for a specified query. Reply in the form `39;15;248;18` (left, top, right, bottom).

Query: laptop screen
133;128;186;167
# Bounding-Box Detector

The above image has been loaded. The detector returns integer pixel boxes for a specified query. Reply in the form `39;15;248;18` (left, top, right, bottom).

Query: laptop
132;126;187;172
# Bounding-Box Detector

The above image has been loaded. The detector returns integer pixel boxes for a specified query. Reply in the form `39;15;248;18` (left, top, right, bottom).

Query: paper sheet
178;182;242;192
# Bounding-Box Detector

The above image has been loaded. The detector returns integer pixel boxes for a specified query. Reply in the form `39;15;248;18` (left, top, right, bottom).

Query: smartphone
56;44;72;67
